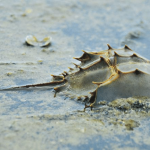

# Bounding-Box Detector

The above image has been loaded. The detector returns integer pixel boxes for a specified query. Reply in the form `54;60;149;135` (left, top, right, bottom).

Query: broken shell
25;35;51;47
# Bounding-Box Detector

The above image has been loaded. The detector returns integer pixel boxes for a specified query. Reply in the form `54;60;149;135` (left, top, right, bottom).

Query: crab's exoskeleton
3;44;150;110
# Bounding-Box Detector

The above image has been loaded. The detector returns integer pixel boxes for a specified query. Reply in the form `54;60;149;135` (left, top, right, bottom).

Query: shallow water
0;0;150;149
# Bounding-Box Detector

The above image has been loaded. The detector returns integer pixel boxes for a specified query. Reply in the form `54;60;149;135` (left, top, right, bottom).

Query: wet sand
0;0;150;149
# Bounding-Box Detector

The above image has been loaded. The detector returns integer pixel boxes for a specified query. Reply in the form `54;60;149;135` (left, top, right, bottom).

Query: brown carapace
3;44;150;110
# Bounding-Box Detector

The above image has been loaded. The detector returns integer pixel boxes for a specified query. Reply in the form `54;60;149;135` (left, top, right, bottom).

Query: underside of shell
25;35;51;47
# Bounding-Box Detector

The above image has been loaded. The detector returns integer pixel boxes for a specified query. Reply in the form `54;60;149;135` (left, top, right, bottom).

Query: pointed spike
73;63;78;68
73;51;91;62
79;66;83;71
100;56;106;61
62;73;66;77
51;74;58;78
73;57;86;62
81;50;87;53
61;71;68;77
73;57;81;61
51;74;64;80
99;56;109;66
124;45;132;51
68;67;74;71
63;71;68;75
73;57;80;61
107;44;113;50
89;91;97;104
131;53;138;58
73;63;83;71
73;63;80;68
77;96;82;100
134;69;143;75
114;51;119;56
89;91;96;95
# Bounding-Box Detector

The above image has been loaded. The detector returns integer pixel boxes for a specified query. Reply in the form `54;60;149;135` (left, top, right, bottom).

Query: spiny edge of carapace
73;50;91;62
51;74;64;81
89;44;133;55
73;44;134;64
67;56;110;75
73;44;113;62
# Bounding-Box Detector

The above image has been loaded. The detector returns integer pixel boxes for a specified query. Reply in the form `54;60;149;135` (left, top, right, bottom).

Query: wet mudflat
0;0;150;149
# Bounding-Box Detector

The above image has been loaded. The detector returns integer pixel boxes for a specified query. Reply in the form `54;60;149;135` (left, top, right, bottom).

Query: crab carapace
2;44;150;110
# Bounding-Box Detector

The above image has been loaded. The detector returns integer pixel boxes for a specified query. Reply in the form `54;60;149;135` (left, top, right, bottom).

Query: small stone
6;72;13;76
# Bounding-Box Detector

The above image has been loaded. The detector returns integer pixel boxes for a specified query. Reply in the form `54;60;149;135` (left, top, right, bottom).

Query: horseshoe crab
2;45;150;110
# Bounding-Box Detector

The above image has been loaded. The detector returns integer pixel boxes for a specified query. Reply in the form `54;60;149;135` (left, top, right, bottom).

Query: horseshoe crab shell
52;44;150;109
3;44;150;110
